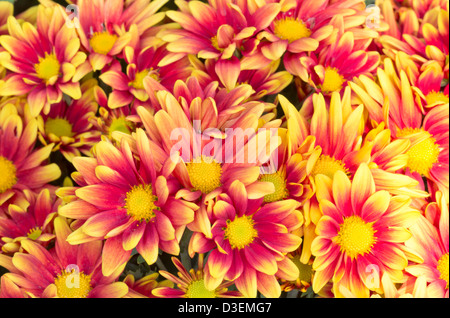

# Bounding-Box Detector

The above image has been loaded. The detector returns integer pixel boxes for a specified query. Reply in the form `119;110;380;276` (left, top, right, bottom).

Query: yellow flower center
224;215;258;250
186;156;222;194
124;184;159;222
109;117;132;136
35;53;60;81
291;255;313;283
89;31;117;55
0;156;17;194
437;252;449;289
44;118;74;138
211;35;223;51
259;171;289;203
130;69;159;90
54;269;92;298
274;17;311;42
321;67;345;93
398;128;440;177
425;91;449;106
186;279;216;298
335;216;377;259
311;155;348;179
27;227;42;241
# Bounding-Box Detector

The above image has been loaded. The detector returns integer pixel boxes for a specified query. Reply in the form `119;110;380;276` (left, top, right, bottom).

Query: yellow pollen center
398;128;440;176
321;67;345;93
311;155;348;179
186;156;222;194
335;216;377;259
186;279;216;298
224;215;258;250
124;184;159;222
54;269;92;298
259;171;289;203
44;118;74;138
0;156;17;193
27;227;42;241
291;255;313;283
211;35;223;51
35;53;60;81
130;69;159;90
425;91;449;106
89;31;117;55
437;252;449;289
109;117;132;135
274;17;311;42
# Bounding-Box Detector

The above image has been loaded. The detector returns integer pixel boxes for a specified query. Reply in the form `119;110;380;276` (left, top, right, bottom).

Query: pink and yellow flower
0;188;58;254
311;163;421;297
0;104;61;206
405;191;449;298
123;272;174;298
0;216;129;298
152;255;242;298
37;78;101;162
99;44;191;110
159;0;280;63
58;133;197;276
189;180;303;298
74;0;168;71
0;4;89;116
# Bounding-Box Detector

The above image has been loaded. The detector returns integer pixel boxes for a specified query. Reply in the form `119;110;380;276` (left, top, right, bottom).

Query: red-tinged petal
95;141;136;182
312;244;341;272
377;227;412;243
207;249;232;279
315;215;340;238
75;184;125;210
288;37;319;53
351;164;375;215
361;190;391;222
0;276;25;298
136;224;159;265
246;181;275;199
72;157;100;185
102;236;132;277
122;221;146;251
275;257;300;281
224;249;244;281
82;209;129;238
331;170;352;217
374;243;408;270
76;240;102;275
261;41;288;61
256;271;281;298
95;165;130;188
54;216;77;266
12;253;55;288
164;198;195;226
155;212;176;242
57;82;81;100
212;200;235;220
58;200;98;220
244;244;277;275
89;282;129;298
89;53;112;71
18;164;61;189
99;70;129;91
108;90;134;109
215;57;240;91
312;258;336;294
234;267;257;298
151;287;185;298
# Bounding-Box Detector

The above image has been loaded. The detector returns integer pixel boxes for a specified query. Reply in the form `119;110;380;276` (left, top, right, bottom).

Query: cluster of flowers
0;0;448;299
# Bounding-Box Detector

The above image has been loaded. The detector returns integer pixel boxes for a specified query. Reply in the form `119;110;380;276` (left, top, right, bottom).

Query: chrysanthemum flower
286;31;380;95
152;255;242;298
123;272;174;298
58;133;197;276
0;216;129;298
405;191;449;298
311;163;421;297
380;4;449;76
90;84;135;140
191;56;293;100
74;0;168;71
159;0;281;63
0;5;89;116
0;104;61;206
0;188;58;254
99;44;191;110
350;58;449;200
412;61;449;108
37;78;101;162
190;180;303;298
